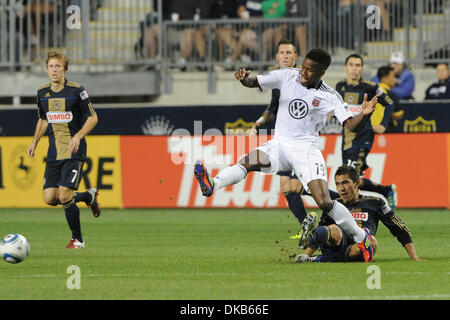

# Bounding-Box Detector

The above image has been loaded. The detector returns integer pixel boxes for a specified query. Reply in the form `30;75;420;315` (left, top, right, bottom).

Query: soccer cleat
298;212;318;249
289;230;302;240
386;184;398;210
357;228;374;262
194;160;214;197
294;254;320;263
65;239;85;249
87;188;101;218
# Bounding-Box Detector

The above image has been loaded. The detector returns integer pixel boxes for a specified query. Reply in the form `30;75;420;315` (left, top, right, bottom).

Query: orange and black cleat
194;160;214;197
357;228;374;262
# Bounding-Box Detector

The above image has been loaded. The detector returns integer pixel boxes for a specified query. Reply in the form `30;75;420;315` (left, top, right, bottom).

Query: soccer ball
0;233;30;264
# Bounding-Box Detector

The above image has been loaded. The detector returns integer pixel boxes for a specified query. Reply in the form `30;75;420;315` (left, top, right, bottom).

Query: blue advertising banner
0;102;448;136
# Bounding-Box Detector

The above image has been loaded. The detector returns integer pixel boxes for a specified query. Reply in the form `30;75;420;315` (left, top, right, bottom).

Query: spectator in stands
377;65;404;132
260;0;286;62
136;0;170;61
169;0;211;71
210;0;240;70
285;0;307;58
372;51;415;100
23;0;54;46
424;63;450;100
236;0;264;64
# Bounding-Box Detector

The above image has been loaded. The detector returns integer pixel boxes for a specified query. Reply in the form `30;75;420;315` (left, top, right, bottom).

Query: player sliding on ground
294;165;421;263
194;48;379;262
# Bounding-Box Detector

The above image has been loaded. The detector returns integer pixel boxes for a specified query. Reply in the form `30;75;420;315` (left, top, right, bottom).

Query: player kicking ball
195;48;378;259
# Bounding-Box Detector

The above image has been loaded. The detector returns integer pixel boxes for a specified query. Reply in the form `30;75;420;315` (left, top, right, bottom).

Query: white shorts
256;138;327;192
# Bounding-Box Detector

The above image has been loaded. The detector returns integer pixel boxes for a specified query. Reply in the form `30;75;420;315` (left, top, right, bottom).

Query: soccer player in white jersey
194;48;378;261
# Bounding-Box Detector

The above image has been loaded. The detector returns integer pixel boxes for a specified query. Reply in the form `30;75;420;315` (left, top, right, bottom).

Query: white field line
9;271;450;279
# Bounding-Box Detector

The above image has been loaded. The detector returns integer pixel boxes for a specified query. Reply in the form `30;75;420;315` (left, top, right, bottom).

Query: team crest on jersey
288;99;309;119
312;97;321;107
53;100;60;110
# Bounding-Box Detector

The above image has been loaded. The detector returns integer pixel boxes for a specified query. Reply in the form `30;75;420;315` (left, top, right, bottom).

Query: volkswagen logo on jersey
288;99;309;119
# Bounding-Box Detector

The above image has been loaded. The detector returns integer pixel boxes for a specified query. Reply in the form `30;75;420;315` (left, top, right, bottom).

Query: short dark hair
335;166;359;182
277;39;297;53
345;53;364;66
377;65;394;80
305;48;331;70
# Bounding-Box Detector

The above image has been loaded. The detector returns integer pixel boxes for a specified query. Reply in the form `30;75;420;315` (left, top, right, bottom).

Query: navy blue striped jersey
335;79;394;151
320;195;413;246
37;79;95;161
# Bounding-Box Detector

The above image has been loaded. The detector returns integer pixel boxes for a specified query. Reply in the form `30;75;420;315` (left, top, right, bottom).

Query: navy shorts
342;148;370;176
43;159;84;190
320;225;365;262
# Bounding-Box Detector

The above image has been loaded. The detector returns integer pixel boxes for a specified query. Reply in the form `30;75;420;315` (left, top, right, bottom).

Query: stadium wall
0;102;449;136
0;134;449;209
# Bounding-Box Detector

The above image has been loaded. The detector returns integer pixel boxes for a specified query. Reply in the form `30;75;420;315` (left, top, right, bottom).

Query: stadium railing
0;0;448;72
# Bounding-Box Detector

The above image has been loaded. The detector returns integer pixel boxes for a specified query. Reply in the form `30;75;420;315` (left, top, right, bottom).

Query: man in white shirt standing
194;48;378;262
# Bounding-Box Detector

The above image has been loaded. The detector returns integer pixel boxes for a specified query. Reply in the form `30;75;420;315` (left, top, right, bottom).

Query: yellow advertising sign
225;118;255;135
403;116;437;133
0;136;122;208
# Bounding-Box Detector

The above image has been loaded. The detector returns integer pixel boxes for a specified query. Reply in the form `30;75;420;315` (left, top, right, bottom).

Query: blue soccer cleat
194;160;214;197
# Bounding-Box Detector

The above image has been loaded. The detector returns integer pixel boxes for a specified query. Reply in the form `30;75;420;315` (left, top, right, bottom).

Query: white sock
213;163;248;190
327;201;365;243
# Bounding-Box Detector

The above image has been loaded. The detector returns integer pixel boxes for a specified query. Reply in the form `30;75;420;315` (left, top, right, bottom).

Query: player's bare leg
195;149;271;197
43;187;60;206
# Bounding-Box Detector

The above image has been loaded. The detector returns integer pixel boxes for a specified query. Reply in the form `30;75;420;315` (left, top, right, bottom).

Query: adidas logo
141;115;175;135
320;116;343;134
45;92;51;97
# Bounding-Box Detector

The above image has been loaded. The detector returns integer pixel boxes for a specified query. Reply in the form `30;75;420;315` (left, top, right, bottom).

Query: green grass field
0;208;449;300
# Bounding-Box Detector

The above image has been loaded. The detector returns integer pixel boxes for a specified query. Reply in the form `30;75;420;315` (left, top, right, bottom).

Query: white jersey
257;68;353;144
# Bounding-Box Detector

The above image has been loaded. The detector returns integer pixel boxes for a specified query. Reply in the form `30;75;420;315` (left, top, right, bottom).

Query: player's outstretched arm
344;94;378;132
404;243;424;261
250;110;275;136
28;118;48;157
234;68;259;88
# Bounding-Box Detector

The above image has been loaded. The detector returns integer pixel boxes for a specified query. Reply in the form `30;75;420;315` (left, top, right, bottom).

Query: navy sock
284;192;307;223
74;191;91;205
317;253;342;262
313;226;329;245
62;199;83;242
360;178;390;197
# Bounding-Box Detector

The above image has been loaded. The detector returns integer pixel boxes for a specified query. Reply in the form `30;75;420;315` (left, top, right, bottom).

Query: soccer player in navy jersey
335;54;397;209
27;52;101;249
295;166;421;263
